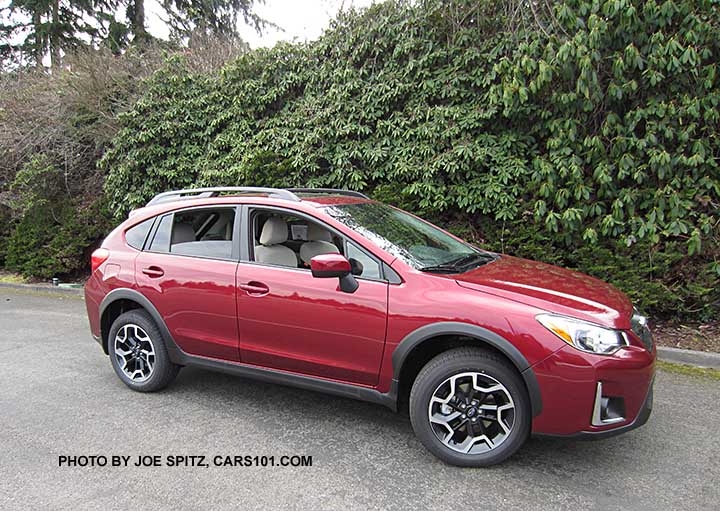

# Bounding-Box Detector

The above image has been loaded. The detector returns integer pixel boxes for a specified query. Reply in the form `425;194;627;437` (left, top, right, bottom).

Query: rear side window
125;218;154;250
148;208;235;260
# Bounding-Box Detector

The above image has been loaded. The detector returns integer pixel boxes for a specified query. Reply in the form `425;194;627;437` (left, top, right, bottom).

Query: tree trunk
50;0;61;68
33;10;43;67
132;0;150;42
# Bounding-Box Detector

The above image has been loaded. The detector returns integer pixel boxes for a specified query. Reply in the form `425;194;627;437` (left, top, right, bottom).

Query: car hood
452;255;633;330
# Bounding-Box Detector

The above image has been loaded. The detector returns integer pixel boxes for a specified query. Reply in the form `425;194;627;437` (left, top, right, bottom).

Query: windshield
324;202;495;272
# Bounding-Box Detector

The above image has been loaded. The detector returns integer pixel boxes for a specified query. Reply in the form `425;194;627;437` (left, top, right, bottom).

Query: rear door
135;206;240;361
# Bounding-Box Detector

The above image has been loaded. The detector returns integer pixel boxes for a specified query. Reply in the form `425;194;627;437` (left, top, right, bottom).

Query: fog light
591;382;626;426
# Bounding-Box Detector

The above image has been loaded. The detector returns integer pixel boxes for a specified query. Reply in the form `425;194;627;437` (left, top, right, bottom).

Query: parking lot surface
1;289;718;510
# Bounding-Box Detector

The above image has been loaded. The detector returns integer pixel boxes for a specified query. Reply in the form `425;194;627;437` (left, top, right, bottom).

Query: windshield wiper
417;264;461;273
418;253;497;274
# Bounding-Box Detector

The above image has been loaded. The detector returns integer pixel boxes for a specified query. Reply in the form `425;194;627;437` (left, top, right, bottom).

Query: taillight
91;248;110;273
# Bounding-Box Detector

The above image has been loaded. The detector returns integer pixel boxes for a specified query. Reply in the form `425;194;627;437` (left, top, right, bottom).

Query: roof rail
146;187;300;206
287;188;370;200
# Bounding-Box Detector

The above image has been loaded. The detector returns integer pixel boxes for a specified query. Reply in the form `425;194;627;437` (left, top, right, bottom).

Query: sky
145;0;377;48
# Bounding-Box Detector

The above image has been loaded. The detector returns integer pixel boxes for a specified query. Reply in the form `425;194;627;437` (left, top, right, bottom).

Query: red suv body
85;187;655;466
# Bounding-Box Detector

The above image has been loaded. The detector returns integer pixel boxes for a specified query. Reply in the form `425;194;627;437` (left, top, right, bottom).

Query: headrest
260;217;288;246
307;223;333;242
172;223;195;244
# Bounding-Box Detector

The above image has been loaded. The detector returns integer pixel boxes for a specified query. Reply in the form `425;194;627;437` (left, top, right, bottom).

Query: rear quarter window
125;218;154;250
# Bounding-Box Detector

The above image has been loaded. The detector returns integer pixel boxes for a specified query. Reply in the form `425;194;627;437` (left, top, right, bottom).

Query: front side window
249;208;384;280
346;241;381;279
324;202;496;273
250;210;340;269
148;208;235;260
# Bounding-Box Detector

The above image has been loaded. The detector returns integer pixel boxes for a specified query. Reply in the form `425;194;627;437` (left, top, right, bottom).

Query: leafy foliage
3;198;111;278
103;1;720;246
0;205;10;266
2;154;110;277
494;0;720;255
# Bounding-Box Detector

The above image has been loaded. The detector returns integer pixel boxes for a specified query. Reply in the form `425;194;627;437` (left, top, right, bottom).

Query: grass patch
657;360;720;381
0;273;27;284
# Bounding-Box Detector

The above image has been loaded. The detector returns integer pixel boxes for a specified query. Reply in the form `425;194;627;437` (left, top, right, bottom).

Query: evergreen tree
1;0;118;67
1;0;265;68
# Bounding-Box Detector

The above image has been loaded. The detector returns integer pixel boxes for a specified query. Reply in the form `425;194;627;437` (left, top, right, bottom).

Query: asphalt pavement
1;289;719;510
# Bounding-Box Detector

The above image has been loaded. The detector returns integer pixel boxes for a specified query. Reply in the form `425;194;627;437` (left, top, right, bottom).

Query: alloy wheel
113;324;156;383
428;371;515;454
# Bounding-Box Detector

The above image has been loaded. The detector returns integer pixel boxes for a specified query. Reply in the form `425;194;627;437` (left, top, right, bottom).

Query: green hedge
3;200;111;280
104;0;720;242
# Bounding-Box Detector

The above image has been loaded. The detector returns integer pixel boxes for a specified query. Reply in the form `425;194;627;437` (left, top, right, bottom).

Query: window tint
346;241;381;279
168;208;235;259
149;215;172;252
125;218;154;250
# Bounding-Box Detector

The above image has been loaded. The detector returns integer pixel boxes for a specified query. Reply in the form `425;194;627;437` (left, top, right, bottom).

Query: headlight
536;314;628;355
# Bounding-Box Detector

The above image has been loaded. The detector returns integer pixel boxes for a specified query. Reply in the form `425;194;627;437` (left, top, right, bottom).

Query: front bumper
530;343;656;437
537;377;654;439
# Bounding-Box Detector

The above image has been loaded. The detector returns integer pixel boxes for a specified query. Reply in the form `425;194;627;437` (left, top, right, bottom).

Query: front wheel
409;347;531;467
108;310;180;392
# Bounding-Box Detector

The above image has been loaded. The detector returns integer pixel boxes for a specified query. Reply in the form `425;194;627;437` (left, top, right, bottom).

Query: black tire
409;347;531;467
108;309;180;392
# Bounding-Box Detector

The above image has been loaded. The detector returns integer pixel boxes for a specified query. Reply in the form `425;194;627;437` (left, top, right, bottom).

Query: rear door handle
142;266;165;278
239;281;269;296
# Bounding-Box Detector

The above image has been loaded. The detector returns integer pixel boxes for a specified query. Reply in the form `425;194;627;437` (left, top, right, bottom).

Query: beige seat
300;223;339;265
171;223;195;245
254;217;297;267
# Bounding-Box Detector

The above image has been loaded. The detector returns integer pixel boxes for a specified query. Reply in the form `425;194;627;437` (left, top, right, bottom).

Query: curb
0;282;84;296
657;346;720;370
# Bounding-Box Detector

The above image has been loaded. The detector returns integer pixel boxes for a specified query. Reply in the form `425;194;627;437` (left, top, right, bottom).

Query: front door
236;208;388;386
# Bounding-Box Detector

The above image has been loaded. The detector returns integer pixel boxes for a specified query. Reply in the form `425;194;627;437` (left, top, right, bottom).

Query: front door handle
142;266;164;278
239;281;269;296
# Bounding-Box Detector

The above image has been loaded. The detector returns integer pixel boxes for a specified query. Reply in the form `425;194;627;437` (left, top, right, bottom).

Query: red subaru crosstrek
85;187;655;466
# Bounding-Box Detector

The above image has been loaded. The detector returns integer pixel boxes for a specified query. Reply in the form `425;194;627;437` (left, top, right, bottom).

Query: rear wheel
108;310;180;392
409;347;531;466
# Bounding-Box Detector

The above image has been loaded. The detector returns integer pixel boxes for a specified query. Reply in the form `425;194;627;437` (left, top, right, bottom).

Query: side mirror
310;253;359;293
